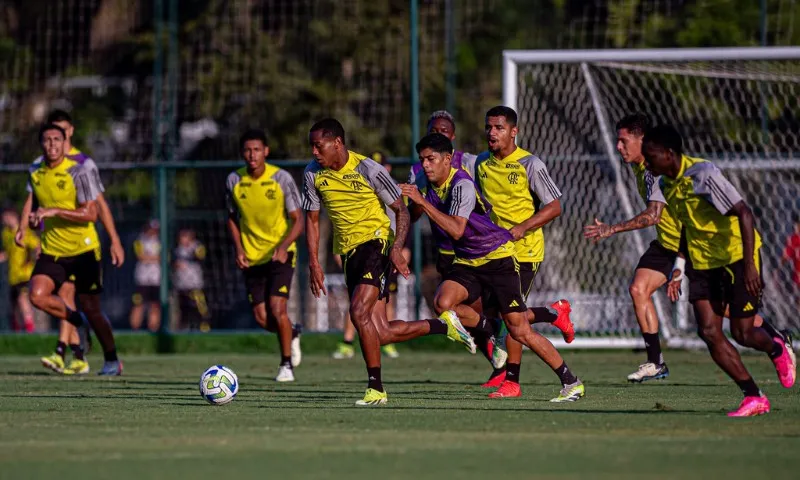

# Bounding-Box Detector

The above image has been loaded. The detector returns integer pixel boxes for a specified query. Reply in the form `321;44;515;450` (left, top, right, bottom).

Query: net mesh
514;57;800;338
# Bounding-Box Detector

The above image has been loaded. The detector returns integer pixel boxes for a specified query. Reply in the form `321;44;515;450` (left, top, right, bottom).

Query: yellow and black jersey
1;226;39;286
631;161;681;252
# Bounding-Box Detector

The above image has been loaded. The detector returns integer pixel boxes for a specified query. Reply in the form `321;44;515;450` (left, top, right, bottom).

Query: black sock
427;319;448;335
470;332;493;363
65;309;83;327
505;362;521;384
489;368;505;379
55;341;67;359
104;349;118;362
553;361;578;386
768;340;784;360
70;344;84;361
292;324;302;338
344;339;354;346
643;332;664;365
367;366;383;391
735;378;761;397
280;355;292;367
530;306;557;323
759;319;782;340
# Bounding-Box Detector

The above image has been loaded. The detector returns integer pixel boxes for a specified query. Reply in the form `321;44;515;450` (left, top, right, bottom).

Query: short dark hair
485;105;517;126
46;109;72;125
426;110;456;132
616;113;650;136
39;123;66;142
310;118;346;144
416;133;454;155
239;129;268;149
642;125;683;156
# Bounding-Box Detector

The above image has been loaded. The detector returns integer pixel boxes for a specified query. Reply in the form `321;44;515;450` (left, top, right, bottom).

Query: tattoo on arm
611;202;663;234
388;198;410;251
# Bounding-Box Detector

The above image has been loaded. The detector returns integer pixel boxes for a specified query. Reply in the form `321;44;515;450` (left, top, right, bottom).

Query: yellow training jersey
302;151;400;255
28;157;101;258
226;164;302;267
472;147;561;263
659;155;762;270
1;227;39;286
631;161;681;252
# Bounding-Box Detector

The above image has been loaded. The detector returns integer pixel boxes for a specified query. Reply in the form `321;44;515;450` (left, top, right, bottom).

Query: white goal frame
502;47;800;350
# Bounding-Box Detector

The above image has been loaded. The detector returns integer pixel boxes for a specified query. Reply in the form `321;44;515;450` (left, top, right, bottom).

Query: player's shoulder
29;156;44;173
474;151;491;171
684;157;718;181
270;166;296;186
303;160;324;176
517;152;546;170
226;168;246;188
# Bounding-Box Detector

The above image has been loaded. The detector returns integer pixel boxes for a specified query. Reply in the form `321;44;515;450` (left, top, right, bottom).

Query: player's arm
512;157;562;241
274;171;304;263
15;192;34;247
399;181;471;240
33;170;100;225
362;160;410;276
84;161;125;266
302;168;326;297
224;174;248;270
584;201;665;242
728;201;759;296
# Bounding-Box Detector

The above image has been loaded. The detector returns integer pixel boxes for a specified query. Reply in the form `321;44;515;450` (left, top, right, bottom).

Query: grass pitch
0;350;798;479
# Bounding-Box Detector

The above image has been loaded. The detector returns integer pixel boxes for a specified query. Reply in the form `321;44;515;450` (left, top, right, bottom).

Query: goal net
503;48;800;347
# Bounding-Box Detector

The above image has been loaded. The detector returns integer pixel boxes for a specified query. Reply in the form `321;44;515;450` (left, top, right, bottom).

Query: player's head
46;109;74;142
178;228;195;245
309;118;346;168
370;151;391;173
616;113;650;164
145;219;160;236
485;106;518;155
39;123;67;162
1;207;19;228
415;133;453;186
642;125;683;177
239;129;269;171
427;110;456;141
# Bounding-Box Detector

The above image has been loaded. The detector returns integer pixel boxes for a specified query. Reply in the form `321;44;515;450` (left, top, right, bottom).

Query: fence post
410;0;422;319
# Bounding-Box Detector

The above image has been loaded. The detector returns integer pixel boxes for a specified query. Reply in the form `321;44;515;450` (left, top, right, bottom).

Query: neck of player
329;150;349;171
46;156;66;168
247;163;266;178
493;144;516;160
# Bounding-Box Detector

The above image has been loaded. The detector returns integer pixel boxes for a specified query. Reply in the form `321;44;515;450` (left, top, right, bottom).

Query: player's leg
146;288;161;332
15;285;35;333
520;262;575;343
78;292;121;375
627;268;670;382
333;312;357;359
381;271;400;358
129;288;145;330
269;295;295;382
55;283;90;375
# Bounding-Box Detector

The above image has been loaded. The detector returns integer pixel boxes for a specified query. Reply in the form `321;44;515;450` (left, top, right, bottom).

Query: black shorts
244;253;295;305
32;249;103;295
386;270;399;295
343;239;391;300
689;255;764;318
635;240;678;279
436;251;455;276
9;282;29;304
178;289;209;319
518;261;542;298
133;286;159;305
444;256;527;315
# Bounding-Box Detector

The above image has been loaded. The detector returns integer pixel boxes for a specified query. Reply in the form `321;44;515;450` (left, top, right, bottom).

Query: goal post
503;47;800;348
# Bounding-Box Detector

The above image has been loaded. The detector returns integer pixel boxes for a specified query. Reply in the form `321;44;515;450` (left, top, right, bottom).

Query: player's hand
390;247;410;279
110;240;125;267
667;269;683;302
272;247;289;264
509;224;526;241
14;229;25;248
583;218;613;242
399;184;424;204
744;260;762;298
309;262;327;298
235;249;249;270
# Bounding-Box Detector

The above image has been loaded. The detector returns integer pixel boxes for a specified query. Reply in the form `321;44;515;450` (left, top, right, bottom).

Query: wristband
671;257;686;282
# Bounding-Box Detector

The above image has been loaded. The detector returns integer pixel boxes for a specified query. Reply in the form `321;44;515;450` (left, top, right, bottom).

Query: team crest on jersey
351;181;363;191
56;180;66;190
265;189;275;199
507;172;520;185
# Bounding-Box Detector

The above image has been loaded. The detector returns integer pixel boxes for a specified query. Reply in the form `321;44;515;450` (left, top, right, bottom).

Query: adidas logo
320;180;329;187
363;272;373;279
743;302;754;312
509;300;520;307
239;193;246;199
278;285;288;293
90;283;97;290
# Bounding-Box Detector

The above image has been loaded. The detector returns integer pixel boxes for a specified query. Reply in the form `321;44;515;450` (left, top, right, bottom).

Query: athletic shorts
444;256;527;315
133;285;159;305
32;249;103;295
518;261;542;298
386;269;399;295
9;282;29;304
635;240;678;279
244;252;295;305
343;239;391;300
436;251;456;276
178;289;209;319
688;252;763;318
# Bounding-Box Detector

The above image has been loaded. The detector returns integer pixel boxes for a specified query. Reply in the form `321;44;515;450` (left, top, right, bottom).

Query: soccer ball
199;365;239;405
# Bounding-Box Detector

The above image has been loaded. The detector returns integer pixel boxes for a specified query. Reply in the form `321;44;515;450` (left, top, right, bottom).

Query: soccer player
226;129;304;381
583;114;675;382
25;110;124;375
23;123;122;375
644;124;795;416
401;133;583;402
466;106;576;397
130;220;162;331
1;208;39;332
303;118;474;406
173;228;210;331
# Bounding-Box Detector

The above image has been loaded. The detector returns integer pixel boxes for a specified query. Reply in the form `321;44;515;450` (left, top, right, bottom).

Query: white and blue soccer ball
199;365;239;405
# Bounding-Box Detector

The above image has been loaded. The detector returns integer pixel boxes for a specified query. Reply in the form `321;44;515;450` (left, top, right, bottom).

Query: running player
1;208;39;332
466;106;575;396
401;132;583;402
644;124;795;417
226;129;303;382
303;118;474;406
24;123;122;375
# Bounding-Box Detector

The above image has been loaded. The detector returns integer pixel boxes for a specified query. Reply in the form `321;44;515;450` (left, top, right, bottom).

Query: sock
344;339;354;346
768;340;784;360
292;325;300;339
55;341;67;359
735;378;761;397
104;349;118;362
70;344;84;361
553;361;578;386
280;355;292;367
505;362;521;384
471;333;493;363
427;319;448;335
367;366;383;391
530;306;558;323
488;368;505;379
642;332;664;365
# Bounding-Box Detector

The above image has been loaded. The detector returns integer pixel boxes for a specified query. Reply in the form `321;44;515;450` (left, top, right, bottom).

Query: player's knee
29;289;48;310
628;281;649;302
349;300;372;325
433;294;453;315
506;322;530;342
696;323;724;343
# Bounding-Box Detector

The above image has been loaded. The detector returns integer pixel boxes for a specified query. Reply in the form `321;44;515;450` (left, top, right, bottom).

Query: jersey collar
432;167;458;200
490;146;528;163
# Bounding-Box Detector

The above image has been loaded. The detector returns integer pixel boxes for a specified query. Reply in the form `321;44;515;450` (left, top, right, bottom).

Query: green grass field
0;350;798;479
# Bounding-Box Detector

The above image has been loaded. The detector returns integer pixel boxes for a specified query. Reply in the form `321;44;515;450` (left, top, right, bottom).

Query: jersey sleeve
691;163;744;215
460;153;478;178
522;156;561;205
225;171;241;217
357;159;401;206
449;179;477;219
646;175;667;204
81;158;106;193
275;170;301;213
74;169;100;204
302;165;322;211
